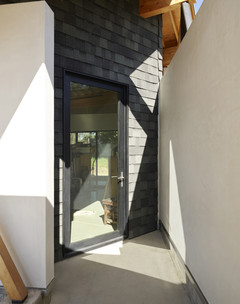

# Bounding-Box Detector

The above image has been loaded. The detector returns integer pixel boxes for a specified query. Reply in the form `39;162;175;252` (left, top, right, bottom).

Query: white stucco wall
159;0;240;303
0;1;54;288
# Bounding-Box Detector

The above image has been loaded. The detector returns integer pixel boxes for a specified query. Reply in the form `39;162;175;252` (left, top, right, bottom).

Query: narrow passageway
51;231;191;304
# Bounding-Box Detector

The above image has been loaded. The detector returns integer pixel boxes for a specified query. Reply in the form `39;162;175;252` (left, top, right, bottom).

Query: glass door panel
69;83;119;245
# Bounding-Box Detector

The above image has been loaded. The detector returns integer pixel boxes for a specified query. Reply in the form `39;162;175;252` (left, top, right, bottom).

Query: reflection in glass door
70;130;118;243
64;74;127;253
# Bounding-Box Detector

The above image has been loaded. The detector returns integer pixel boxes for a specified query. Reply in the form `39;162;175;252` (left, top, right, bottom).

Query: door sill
63;234;124;259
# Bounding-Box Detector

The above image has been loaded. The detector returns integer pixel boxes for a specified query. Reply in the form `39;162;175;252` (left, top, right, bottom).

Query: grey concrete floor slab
51;231;191;304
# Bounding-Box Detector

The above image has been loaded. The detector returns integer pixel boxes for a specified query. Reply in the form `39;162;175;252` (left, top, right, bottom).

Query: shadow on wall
0;196;54;288
127;85;159;238
159;135;209;303
0;64;43;141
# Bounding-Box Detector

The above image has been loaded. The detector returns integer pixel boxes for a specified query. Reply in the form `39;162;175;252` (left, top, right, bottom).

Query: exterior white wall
0;2;54;288
159;0;240;303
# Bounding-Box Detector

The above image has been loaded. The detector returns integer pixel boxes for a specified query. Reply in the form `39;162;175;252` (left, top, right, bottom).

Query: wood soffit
139;0;196;67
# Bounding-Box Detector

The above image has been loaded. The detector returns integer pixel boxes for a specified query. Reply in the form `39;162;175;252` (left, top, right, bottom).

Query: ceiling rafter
139;0;195;18
139;0;196;68
169;10;180;44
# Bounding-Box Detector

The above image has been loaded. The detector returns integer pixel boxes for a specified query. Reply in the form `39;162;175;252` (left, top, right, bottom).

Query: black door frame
63;70;128;256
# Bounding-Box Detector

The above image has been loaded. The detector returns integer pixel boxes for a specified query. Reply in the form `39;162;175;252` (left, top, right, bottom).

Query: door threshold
63;235;124;259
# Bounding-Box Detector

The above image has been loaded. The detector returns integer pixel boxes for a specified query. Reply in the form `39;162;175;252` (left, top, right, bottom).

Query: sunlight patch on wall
130;50;160;116
169;140;186;261
0;63;53;199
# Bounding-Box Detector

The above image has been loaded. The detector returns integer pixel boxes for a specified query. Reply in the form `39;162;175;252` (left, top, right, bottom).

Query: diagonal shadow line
0;62;46;141
52;257;191;304
127;84;159;237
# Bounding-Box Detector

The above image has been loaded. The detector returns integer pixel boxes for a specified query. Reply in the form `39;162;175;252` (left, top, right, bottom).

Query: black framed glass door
63;72;128;254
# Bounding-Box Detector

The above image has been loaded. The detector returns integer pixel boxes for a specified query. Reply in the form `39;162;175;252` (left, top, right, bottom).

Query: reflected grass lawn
91;157;109;176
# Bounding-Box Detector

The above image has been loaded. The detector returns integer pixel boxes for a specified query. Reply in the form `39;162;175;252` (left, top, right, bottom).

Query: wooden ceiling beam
140;0;196;67
163;45;179;67
162;38;166;48
139;0;196;18
169;10;179;44
188;0;196;19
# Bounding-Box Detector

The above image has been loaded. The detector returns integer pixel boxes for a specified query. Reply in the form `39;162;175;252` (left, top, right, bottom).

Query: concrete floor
51;231;191;304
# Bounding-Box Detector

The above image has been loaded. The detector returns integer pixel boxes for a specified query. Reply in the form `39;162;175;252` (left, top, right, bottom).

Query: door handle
117;172;124;187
